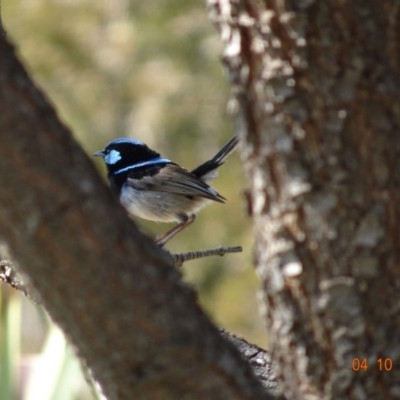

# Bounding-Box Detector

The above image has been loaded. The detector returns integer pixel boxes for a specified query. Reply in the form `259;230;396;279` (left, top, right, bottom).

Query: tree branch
220;330;278;394
0;253;278;394
0;258;34;300
170;245;243;266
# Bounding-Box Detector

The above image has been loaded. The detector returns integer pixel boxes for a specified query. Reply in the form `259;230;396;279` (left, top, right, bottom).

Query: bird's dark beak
93;150;104;157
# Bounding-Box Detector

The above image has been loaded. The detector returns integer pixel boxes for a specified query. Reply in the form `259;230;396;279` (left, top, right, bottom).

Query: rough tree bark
0;30;272;400
209;0;400;399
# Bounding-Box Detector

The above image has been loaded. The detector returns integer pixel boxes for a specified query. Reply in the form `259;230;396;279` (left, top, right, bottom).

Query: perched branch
169;245;243;266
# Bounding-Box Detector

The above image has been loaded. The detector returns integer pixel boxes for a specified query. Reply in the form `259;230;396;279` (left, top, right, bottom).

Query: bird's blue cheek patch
105;150;122;165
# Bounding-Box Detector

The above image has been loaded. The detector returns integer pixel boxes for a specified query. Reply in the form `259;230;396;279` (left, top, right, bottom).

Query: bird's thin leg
156;215;196;247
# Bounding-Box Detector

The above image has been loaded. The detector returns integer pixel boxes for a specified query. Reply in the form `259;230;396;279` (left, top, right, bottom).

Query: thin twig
169;245;243;267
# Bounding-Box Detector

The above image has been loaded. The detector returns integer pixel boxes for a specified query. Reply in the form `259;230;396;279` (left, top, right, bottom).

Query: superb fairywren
93;136;238;246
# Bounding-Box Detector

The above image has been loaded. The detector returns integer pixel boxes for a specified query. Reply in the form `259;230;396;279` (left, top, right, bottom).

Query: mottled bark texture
209;0;400;399
0;36;272;399
221;329;278;393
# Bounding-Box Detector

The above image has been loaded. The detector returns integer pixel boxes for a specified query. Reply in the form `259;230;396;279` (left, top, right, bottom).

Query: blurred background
1;0;267;398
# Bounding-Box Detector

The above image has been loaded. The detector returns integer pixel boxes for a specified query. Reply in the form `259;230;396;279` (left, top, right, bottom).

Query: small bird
93;136;238;246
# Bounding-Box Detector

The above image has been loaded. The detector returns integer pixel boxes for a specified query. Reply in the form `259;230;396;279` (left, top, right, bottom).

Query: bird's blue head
93;138;170;176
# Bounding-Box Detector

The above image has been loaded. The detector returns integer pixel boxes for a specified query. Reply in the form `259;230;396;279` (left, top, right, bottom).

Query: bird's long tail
191;136;239;181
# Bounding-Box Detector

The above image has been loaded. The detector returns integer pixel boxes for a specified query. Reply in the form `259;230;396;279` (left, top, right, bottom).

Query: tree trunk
209;0;400;398
0;34;271;400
